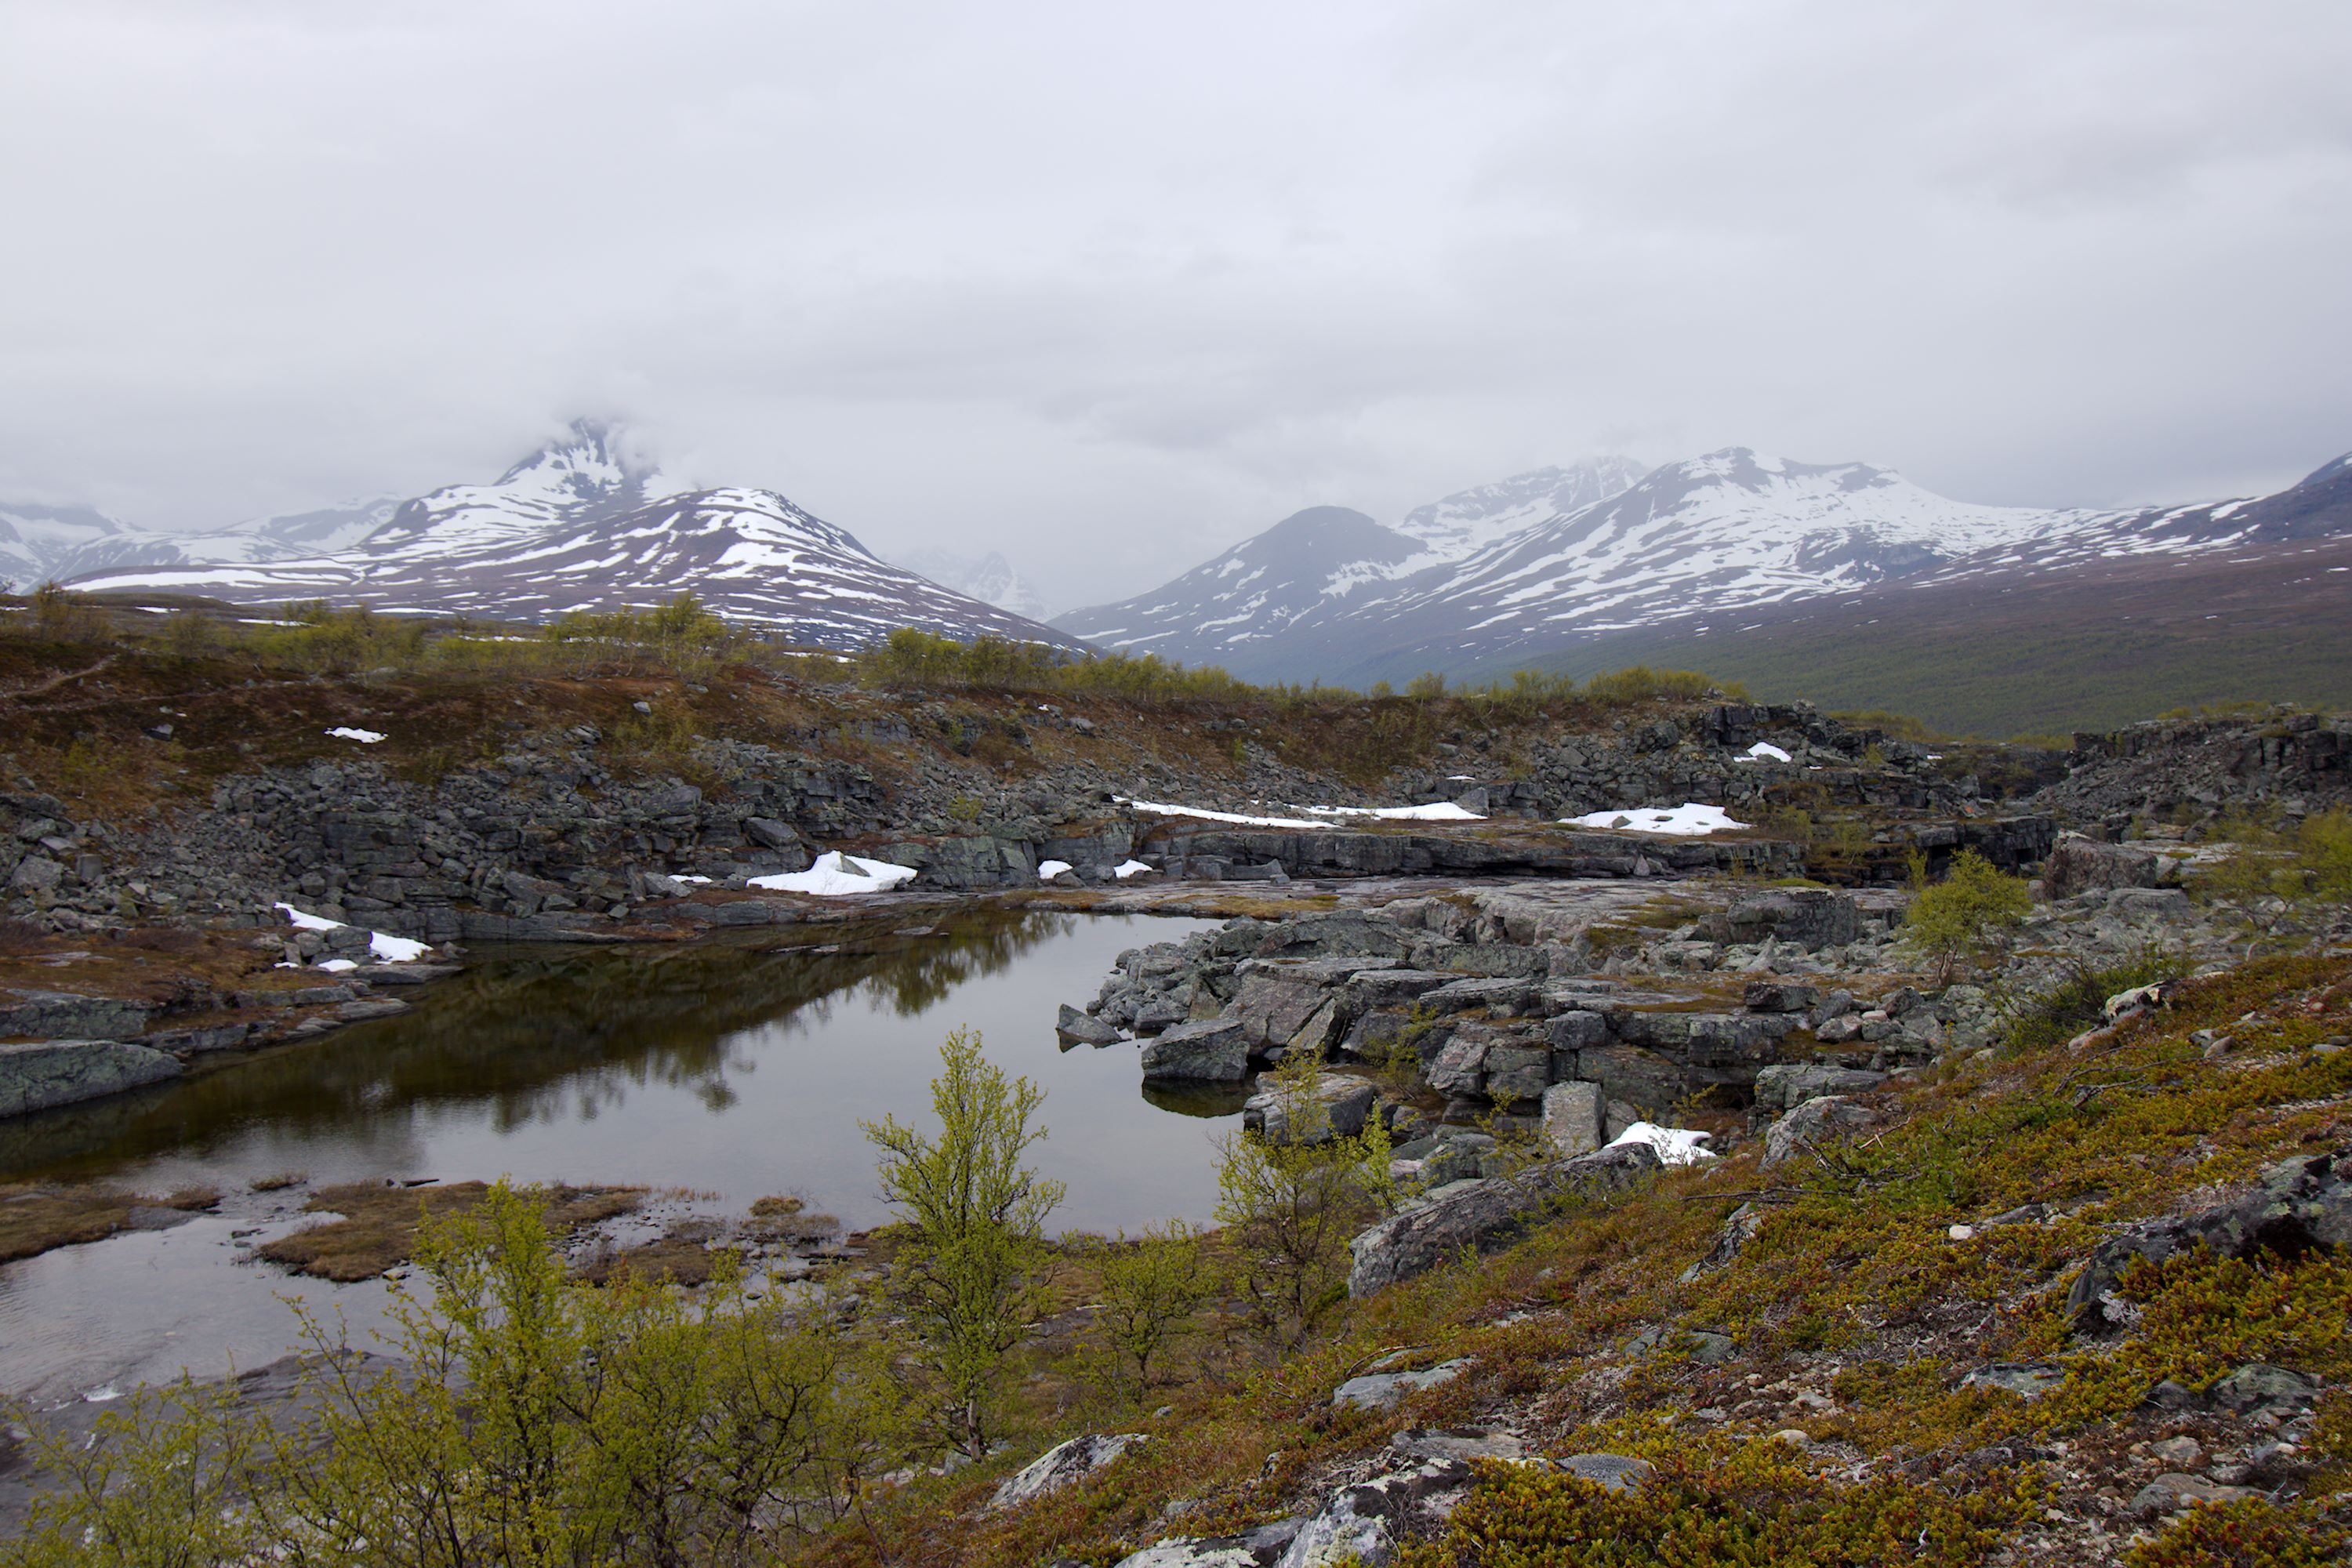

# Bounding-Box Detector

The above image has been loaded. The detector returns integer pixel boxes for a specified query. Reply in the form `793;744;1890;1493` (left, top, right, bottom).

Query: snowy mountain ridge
44;422;1082;652
1055;442;2352;681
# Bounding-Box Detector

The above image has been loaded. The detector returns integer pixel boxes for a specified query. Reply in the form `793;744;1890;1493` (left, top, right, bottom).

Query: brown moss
256;1181;643;1282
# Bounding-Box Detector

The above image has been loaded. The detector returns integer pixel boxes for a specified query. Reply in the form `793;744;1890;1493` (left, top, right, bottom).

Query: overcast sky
4;0;2348;612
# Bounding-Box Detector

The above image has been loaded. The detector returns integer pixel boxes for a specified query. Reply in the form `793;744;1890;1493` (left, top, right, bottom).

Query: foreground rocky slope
883;916;2352;1568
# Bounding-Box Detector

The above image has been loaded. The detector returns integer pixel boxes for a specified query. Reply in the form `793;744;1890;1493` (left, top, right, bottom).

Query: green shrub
862;1028;1065;1460
1900;848;2031;985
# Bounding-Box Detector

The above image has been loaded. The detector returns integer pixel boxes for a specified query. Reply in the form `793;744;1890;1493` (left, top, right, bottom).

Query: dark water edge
0;909;1231;1401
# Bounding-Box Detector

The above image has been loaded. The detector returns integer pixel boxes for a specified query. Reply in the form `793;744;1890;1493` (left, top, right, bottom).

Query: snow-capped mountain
59;421;1085;650
0;500;177;591
1060;443;2352;684
0;495;405;592
1054;506;1425;659
1054;457;1647;663
892;548;1052;622
1392;456;1651;556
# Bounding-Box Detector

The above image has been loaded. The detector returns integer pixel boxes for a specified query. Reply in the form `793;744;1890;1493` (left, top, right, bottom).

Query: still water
0;910;1231;1399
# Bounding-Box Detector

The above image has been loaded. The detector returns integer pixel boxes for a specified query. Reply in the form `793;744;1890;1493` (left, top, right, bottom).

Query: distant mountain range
1054;445;2352;710
12;422;1078;652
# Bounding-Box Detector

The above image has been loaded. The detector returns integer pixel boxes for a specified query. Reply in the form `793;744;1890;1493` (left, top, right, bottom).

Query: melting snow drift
748;851;920;896
1563;804;1748;837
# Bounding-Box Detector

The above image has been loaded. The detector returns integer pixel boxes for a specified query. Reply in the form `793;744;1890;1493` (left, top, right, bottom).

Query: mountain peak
1396;456;1648;556
495;417;665;500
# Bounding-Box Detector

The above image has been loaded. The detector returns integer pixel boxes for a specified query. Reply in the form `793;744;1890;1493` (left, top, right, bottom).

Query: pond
0;909;1233;1401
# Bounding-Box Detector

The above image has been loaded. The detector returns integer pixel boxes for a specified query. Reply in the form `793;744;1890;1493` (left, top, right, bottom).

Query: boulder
0;1039;181;1118
1243;1074;1377;1144
989;1432;1148;1512
1741;980;1819;1014
1348;1142;1661;1296
1276;1460;1473;1568
1056;1004;1123;1048
2068;1151;2352;1332
1762;1095;1878;1167
1139;1017;1251;1083
1112;1520;1303;1568
1540;1080;1603;1158
1708;889;1860;951
1751;1062;1888;1116
1331;1359;1471;1412
2044;833;2161;900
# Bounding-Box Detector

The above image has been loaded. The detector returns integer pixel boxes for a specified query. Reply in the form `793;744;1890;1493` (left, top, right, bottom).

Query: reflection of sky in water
0;913;1234;1399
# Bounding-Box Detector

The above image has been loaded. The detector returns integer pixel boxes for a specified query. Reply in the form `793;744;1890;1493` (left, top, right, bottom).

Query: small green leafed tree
862;1027;1065;1461
1214;1053;1393;1351
1900;847;2032;985
1074;1221;1214;1403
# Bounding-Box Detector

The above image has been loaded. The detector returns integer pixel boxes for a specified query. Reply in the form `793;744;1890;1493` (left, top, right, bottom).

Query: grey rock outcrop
1762;1096;1878;1168
2068;1150;2352;1332
988;1432;1149;1512
1277;1460;1472;1568
0;1039;181;1116
1348;1142;1660;1297
1138;1017;1251;1082
1331;1359;1471;1412
1540;1080;1603;1157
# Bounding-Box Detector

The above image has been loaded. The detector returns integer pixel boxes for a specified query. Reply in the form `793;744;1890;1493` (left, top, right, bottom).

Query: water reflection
0;910;1239;1233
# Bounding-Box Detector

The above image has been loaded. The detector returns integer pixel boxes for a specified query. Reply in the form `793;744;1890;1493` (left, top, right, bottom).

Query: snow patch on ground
748;851;919;896
1740;742;1792;763
1609;1122;1716;1166
1563;804;1748;836
273;902;431;963
1112;859;1155;879
1123;797;1483;828
1036;859;1073;880
325;727;387;744
1123;800;1327;829
1302;801;1484;822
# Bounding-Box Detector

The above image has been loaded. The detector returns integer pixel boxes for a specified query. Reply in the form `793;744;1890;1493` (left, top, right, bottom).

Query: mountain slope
1140;445;2347;690
1054;457;1646;666
60;423;1083;651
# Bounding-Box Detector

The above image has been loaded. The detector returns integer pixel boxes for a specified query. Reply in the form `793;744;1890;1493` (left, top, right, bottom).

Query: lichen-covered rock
988;1432;1149;1512
1243;1073;1376;1144
1751;1062;1889;1116
2043;833;2163;899
1277;1459;1473;1568
1348;1142;1660;1297
2068;1151;2352;1332
1139;1017;1251;1082
1762;1094;1878;1167
0;1039;181;1117
1540;1080;1603;1157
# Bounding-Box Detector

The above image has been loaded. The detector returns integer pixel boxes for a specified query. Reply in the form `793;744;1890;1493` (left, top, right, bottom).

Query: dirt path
0;655;116;704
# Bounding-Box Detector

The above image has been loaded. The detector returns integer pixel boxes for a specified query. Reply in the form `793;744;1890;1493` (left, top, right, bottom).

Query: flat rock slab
1332;1359;1472;1412
0;1038;180;1118
989;1432;1149;1512
1139;1016;1250;1082
1348;1142;1661;1296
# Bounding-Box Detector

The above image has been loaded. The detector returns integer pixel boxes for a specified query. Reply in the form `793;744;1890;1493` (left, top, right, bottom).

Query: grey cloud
2;0;2347;612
